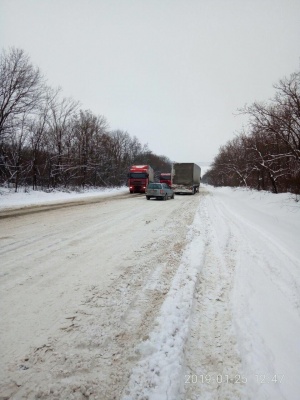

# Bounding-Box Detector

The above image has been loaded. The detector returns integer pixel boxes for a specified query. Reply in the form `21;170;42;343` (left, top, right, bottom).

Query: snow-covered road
0;186;299;399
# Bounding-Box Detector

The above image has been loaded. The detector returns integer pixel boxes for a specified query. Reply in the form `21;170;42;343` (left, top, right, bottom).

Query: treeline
0;48;171;191
203;71;300;194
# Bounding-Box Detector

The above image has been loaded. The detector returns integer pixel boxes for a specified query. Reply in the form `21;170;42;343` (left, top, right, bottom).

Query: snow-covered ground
0;185;299;399
0;186;128;210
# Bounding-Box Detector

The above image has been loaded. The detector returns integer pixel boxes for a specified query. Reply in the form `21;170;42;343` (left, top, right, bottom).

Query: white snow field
0;186;299;400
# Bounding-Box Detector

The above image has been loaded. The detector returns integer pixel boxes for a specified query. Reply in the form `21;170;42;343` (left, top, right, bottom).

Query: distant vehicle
145;183;174;200
172;163;201;194
128;165;154;193
159;172;172;187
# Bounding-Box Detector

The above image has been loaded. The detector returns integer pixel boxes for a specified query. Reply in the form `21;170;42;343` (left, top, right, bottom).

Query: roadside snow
212;187;300;400
0;186;128;210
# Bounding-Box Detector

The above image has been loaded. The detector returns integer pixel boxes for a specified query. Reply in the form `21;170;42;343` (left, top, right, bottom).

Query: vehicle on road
172;163;201;194
128;165;154;193
145;183;174;200
159;172;172;187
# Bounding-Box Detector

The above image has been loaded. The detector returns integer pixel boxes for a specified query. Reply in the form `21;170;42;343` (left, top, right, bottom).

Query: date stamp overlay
184;373;284;385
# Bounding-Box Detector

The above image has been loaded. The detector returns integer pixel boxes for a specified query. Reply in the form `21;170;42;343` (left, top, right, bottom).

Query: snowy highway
0;187;299;400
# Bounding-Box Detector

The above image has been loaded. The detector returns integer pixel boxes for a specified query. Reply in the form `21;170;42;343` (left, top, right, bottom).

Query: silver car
145;183;174;200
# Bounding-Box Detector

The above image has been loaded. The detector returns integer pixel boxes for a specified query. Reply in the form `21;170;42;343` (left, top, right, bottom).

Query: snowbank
0;186;128;210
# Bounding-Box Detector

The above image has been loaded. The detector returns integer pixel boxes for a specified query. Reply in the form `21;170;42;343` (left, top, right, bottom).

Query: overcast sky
1;0;299;163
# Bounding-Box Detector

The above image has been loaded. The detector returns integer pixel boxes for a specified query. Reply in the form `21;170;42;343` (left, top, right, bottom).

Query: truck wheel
146;196;150;200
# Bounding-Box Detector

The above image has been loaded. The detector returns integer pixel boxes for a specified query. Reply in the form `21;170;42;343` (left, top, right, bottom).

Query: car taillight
160;190;164;194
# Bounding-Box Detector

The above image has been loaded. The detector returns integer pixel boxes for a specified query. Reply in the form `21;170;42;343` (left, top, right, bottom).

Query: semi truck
128;165;154;193
171;163;201;194
159;172;172;187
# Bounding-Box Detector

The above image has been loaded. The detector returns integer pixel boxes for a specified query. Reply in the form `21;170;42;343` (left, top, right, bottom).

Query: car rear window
148;183;161;189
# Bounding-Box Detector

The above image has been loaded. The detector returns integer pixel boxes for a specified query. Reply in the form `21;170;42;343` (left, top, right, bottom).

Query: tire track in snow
120;193;208;400
183;193;245;400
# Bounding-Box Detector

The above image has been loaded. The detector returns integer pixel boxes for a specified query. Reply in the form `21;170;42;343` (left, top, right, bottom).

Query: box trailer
172;163;201;194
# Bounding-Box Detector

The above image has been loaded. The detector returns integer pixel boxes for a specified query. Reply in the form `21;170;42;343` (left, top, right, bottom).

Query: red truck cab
128;165;154;193
159;172;172;187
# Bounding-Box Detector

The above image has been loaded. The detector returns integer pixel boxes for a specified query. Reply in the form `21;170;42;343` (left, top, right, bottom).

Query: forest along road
0;190;202;399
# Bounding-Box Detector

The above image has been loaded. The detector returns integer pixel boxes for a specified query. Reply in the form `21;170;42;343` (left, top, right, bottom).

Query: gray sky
1;0;299;163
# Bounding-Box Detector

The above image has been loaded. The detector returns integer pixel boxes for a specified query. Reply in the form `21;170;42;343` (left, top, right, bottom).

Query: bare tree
107;130;134;185
25;87;60;189
0;47;44;139
72;110;108;187
273;72;300;162
0;48;45;184
46;95;79;187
